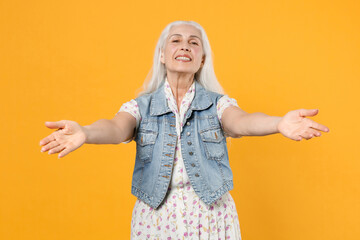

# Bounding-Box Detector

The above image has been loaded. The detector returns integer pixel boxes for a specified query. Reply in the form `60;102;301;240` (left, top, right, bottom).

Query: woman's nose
181;45;191;52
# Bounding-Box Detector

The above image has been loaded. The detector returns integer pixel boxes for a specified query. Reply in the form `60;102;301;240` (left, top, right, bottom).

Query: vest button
189;152;193;156
195;173;199;177
191;163;195;167
186;122;190;126
187;141;192;145
186;132;191;136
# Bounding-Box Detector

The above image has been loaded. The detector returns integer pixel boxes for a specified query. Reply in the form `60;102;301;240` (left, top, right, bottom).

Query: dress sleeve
217;95;242;138
115;99;141;143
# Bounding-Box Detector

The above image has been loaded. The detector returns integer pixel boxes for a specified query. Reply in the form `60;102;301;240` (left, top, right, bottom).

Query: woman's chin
167;68;199;75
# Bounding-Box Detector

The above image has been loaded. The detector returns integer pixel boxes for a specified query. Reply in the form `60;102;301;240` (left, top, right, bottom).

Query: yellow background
1;0;359;239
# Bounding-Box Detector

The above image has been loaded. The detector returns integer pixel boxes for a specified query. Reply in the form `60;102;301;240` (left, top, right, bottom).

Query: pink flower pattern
118;79;241;239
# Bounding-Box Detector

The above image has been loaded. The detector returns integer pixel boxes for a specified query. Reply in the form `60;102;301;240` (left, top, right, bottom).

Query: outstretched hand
39;120;87;158
277;109;329;141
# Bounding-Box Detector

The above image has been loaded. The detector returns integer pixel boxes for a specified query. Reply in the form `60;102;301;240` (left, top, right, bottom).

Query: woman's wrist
82;125;91;143
274;116;283;134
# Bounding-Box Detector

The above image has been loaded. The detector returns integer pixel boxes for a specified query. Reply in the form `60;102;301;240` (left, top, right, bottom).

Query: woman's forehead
168;24;202;39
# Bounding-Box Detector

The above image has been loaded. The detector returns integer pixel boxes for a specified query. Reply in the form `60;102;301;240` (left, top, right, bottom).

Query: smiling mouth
175;56;192;62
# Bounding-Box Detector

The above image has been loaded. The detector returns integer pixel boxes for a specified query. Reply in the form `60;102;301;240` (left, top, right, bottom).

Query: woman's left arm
221;107;329;141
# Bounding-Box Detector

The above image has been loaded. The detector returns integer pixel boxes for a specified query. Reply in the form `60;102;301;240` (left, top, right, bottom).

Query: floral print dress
117;80;242;240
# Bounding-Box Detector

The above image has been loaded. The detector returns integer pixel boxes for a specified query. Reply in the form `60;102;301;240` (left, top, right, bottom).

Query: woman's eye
172;40;179;42
191;42;198;45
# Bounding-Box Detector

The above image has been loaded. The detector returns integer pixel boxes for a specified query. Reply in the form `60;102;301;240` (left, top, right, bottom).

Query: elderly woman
40;20;329;239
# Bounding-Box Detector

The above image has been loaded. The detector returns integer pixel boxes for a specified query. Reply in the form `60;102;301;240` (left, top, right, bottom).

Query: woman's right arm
84;112;136;144
39;112;136;158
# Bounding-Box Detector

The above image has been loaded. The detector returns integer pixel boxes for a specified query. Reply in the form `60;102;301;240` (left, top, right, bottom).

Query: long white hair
138;20;224;96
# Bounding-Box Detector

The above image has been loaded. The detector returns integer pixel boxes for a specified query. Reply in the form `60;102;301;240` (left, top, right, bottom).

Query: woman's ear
160;49;165;64
200;55;205;68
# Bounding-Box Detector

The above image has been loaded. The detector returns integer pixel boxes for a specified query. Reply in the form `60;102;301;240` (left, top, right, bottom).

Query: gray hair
138;20;224;96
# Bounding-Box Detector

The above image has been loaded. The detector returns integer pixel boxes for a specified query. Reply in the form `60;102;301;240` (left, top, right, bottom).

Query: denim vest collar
150;80;213;116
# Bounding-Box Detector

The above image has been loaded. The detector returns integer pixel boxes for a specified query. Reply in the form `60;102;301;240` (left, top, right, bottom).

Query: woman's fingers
39;133;56;146
310;128;322;137
309;120;330;133
41;140;60;152
45;120;66;130
299;128;322;140
299;110;330;132
58;147;74;159
298;132;312;140
48;144;66;155
298;109;319;118
40;121;67;146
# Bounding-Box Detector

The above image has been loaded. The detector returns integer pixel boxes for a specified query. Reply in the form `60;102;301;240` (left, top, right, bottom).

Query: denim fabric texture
132;81;234;209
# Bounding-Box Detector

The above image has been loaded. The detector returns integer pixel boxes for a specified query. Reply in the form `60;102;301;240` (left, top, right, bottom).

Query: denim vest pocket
200;128;225;160
136;130;157;163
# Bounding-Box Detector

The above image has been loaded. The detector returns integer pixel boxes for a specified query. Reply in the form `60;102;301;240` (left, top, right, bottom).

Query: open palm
277;109;329;141
39;120;87;158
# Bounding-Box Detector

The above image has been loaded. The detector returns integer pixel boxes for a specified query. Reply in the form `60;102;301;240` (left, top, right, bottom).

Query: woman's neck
166;72;195;111
166;72;194;100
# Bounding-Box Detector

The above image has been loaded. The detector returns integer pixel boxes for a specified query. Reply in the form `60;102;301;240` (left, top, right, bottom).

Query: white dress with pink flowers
117;80;242;240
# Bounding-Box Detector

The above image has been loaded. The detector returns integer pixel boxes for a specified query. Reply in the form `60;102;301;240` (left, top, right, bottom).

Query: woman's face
160;24;205;76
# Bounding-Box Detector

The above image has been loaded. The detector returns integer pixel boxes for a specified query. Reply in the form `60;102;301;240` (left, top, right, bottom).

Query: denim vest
132;81;234;209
